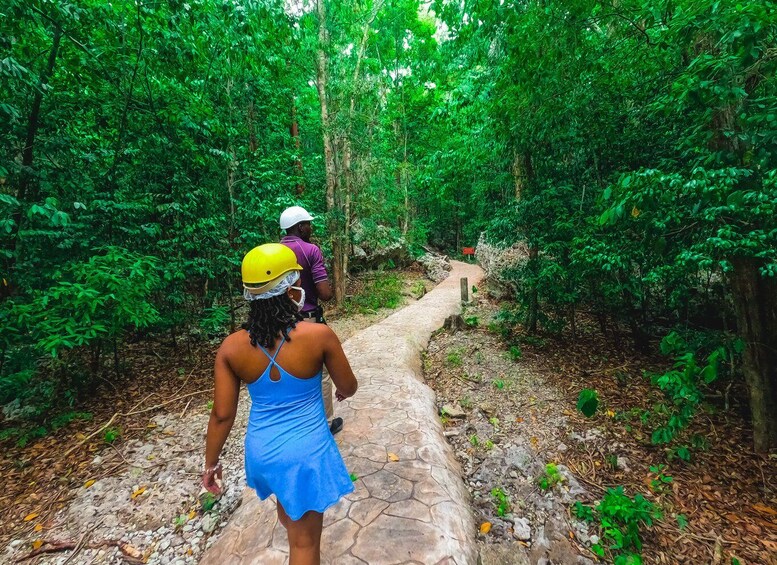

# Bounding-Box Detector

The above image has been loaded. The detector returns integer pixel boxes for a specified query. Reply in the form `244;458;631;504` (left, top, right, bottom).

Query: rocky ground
424;286;777;565
424;297;595;565
3;270;435;565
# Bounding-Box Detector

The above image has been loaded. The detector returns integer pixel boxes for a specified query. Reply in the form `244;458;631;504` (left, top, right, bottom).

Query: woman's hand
335;390;347;402
201;462;224;495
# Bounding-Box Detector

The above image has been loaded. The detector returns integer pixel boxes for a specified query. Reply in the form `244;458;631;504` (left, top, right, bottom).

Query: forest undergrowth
426;286;777;565
0;268;430;550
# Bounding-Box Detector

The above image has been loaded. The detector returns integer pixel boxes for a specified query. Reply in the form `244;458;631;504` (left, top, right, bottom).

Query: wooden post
460;277;468;303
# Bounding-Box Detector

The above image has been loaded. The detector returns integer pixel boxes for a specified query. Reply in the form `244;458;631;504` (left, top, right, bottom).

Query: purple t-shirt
280;236;329;313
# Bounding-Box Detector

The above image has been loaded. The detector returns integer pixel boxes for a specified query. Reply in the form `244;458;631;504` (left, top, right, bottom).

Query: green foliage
103;427;121;444
464;316;480;328
676;514;689;530
493;379;505;390
538;463;563;491
200;306;230;337
489;308;522;340
648;464;674;493
490;487;510;517
576;486;662;561
199;492;218;513
50;411;93;430
577;389;599;418
343;272;404;314
649;331;740;447
573;501;595;523
508;345;522;361
446;347;464;367
667;446;692;463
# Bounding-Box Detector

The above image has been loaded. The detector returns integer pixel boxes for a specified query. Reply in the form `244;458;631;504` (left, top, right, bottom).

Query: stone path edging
200;261;484;565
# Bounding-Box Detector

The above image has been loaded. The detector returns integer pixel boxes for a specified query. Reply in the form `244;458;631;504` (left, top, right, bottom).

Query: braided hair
243;294;303;349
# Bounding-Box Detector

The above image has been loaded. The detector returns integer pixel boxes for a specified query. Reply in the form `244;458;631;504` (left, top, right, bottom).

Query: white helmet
279;206;315;230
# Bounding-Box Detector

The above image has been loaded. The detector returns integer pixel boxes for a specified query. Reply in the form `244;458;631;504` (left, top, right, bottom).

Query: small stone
441;404;466;418
509;470;518;479
92;455;103;466
512;517;531;541
10;540;22;548
616;456;630;471
159;539;171;552
200;514;218;533
590;534;600;545
556;443;568;453
171;535;185;547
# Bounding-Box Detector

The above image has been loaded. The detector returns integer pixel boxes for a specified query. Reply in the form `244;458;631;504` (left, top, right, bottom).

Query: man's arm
310;245;333;302
316;280;333;302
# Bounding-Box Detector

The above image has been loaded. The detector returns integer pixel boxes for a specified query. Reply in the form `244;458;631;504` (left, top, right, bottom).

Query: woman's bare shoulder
218;329;250;354
290;321;336;341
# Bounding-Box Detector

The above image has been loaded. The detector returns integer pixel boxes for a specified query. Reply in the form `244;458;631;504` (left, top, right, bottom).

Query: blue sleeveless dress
244;337;354;520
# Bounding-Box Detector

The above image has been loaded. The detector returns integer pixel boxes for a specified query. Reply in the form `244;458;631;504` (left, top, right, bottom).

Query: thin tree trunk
290;99;304;194
315;0;343;305
338;0;382;302
248;99;258;153
730;258;777;452
6;25;62;284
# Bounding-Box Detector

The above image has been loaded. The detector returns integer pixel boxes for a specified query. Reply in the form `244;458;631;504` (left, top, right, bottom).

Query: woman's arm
202;345;240;493
323;328;357;398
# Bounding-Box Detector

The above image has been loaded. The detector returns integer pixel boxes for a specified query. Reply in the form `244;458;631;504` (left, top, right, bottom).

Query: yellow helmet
241;244;302;294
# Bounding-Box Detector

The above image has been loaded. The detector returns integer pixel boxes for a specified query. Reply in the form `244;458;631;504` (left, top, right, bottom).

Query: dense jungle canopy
1;0;776;462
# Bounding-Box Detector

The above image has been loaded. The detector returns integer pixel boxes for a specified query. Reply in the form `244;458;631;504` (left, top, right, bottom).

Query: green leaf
576;389;599;418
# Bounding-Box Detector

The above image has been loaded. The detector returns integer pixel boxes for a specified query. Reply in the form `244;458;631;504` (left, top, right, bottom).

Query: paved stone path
200;261;484;565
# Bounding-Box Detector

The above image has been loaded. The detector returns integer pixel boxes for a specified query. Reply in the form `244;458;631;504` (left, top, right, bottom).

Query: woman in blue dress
201;243;357;565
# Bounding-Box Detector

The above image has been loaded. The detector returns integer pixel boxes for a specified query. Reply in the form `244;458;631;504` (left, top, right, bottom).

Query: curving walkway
200;261;483;565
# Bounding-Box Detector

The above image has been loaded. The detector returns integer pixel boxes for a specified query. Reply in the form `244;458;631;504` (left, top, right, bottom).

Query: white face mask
290;286;306;311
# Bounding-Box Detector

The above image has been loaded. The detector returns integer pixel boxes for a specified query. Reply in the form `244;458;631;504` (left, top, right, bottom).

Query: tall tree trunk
402;131;409;237
315;0;344;305
730;258;777;452
290;99;304;194
5;25;62;290
514;149;539;333
248;99;258;153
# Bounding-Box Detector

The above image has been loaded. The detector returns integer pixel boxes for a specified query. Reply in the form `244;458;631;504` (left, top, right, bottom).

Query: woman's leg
277;503;323;565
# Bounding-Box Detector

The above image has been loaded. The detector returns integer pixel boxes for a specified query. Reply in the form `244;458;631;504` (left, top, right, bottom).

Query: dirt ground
424;285;777;565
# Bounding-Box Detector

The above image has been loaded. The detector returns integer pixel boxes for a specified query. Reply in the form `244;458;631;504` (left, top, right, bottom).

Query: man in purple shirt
280;206;343;434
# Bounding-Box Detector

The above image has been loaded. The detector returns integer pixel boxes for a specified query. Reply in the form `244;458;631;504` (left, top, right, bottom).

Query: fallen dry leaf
23;512;38;522
387;452;400;462
760;539;777;552
479;522;492;534
33;524;42;532
84;479;96;488
753;503;777;516
119;542;143;559
32;540;43;550
131;486;146;499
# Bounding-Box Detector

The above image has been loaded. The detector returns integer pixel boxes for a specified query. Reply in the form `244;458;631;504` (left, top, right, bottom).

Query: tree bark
5;25;62;288
290;99;304;194
315;0;344;306
729;258;777;452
